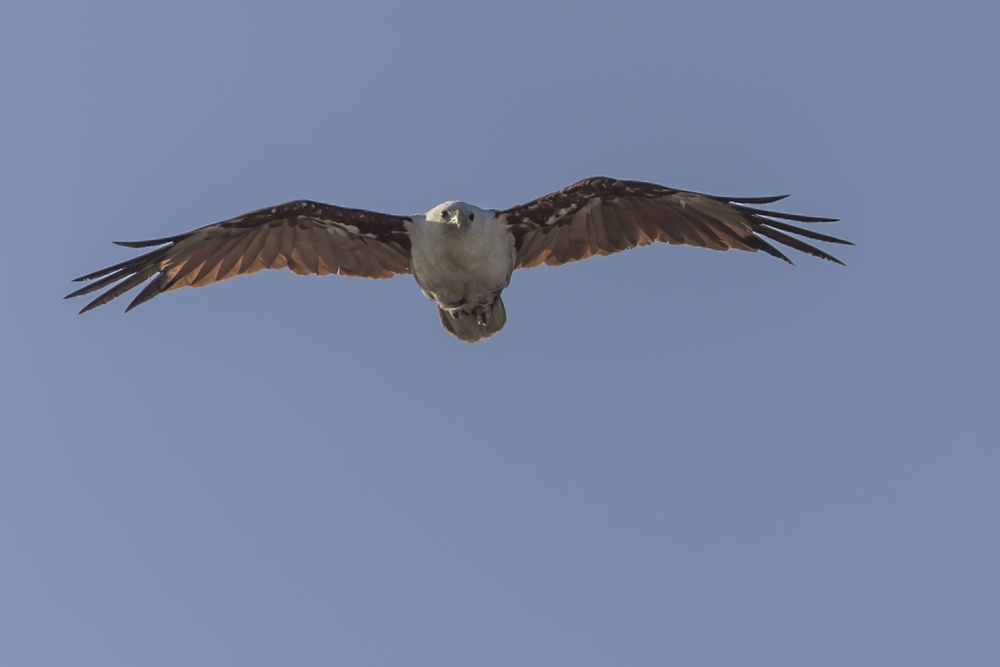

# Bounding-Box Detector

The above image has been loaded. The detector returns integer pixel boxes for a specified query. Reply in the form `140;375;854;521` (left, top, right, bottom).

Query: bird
66;177;851;342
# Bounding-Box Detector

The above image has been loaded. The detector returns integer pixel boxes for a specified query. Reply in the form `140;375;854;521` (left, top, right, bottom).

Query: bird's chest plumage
407;217;516;307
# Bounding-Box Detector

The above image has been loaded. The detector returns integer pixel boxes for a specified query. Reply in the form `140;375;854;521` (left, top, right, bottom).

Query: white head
426;201;493;229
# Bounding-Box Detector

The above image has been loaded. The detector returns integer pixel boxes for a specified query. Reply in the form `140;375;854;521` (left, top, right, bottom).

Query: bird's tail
438;297;507;343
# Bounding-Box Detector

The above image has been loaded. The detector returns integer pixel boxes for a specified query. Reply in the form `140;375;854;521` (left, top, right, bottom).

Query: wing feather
166;237;223;289
615;200;648;248
360;241;398;278
125;274;171;312
550;221;573;265
68;200;412;313
290;225;319;275
689;208;750;248
216;230;256;283
278;225;300;274
79;264;161;314
237;225;270;275
753;226;846;266
567;209;591;261
259;225;285;270
354;240;380;277
645;200;687;245
517;227;552;269
369;240;411;275
191;234;246;287
311;226;339;276
680;207;730;250
332;244;358;276
751;217;852;245
65;249;170;299
599;203;629;251
585;205;612;257
626;200;665;245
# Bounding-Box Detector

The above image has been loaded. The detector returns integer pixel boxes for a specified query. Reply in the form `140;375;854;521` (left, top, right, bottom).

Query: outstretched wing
501;177;851;269
66;200;413;313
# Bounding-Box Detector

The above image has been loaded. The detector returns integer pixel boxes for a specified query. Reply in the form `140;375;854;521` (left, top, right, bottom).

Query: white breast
406;213;516;308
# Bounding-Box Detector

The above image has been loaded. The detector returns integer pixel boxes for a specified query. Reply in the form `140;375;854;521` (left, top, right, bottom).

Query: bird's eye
469;213;475;221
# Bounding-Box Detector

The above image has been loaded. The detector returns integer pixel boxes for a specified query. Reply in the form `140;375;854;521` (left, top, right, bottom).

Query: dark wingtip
721;194;791;205
64;288;88;300
65;284;98;300
754;225;846;266
743;234;795;265
812;253;847;267
123;292;148;313
113;233;189;249
755;218;853;247
737;204;840;223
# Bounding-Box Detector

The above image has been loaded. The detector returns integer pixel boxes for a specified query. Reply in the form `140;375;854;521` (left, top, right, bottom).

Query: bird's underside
66;177;852;342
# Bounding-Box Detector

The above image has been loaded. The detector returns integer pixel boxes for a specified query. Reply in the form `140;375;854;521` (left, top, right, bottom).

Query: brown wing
66;200;413;313
501;177;851;269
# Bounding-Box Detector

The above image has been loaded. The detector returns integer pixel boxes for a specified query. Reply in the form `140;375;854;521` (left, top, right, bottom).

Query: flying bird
66;177;850;342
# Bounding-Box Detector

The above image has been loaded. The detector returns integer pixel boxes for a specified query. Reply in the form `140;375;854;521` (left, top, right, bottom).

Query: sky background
2;0;998;665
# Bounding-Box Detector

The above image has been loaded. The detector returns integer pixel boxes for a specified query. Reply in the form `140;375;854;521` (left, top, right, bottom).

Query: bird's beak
447;211;466;228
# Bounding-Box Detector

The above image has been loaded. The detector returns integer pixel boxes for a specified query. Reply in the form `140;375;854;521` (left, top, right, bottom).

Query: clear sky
2;1;998;665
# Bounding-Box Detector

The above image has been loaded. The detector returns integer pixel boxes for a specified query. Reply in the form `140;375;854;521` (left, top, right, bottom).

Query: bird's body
405;201;516;341
67;177;852;342
407;202;514;317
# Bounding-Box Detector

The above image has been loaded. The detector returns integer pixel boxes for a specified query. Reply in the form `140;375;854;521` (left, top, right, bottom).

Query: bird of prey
66;177;850;342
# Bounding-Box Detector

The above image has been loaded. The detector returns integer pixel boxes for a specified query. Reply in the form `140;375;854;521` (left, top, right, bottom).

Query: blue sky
2;1;998;665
